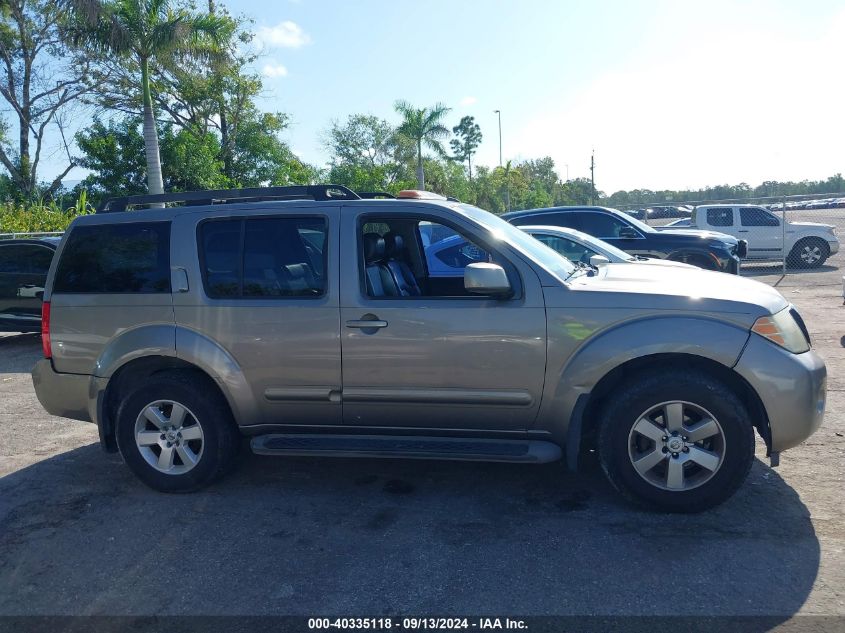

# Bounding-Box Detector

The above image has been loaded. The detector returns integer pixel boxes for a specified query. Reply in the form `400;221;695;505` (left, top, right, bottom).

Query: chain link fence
617;193;845;279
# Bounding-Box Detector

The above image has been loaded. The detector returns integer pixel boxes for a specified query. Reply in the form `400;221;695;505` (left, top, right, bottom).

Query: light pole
564;163;569;181
494;110;502;167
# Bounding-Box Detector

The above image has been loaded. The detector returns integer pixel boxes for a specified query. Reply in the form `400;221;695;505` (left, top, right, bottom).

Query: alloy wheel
627;400;725;491
134;400;204;475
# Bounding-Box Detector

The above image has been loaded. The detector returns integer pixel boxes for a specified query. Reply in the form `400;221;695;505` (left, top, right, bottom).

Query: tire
787;238;829;269
597;368;755;512
115;370;241;493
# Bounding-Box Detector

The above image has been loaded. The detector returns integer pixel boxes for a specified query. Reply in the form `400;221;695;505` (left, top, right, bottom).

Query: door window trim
355;212;524;301
196;213;330;301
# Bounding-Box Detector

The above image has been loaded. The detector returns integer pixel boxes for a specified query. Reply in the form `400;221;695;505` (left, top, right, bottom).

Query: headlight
751;307;810;353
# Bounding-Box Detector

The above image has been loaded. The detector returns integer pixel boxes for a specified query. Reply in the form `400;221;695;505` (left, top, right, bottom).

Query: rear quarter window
53;222;171;293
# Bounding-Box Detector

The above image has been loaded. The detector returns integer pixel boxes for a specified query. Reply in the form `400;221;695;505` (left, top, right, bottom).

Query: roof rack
356;191;396;199
97;184;361;213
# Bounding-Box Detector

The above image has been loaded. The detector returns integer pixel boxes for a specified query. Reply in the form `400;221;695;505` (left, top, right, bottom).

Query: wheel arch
569;352;771;469
96;355;236;453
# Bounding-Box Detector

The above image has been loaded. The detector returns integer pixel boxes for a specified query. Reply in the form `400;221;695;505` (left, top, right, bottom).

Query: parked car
503;206;746;273
657;218;692;229
687;204;839;267
32;185;825;512
0;237;60;332
519;225;696;269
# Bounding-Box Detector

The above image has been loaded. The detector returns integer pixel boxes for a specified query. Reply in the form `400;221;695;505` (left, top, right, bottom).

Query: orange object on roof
396;190;448;200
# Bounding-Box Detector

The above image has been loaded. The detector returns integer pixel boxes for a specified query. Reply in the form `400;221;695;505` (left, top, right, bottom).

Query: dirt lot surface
0;269;843;619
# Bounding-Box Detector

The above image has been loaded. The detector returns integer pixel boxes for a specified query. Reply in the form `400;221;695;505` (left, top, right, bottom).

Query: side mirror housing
589;254;610;267
619;226;639;239
464;263;512;297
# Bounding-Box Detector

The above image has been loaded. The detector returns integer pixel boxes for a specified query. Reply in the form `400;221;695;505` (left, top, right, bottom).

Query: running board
250;434;562;464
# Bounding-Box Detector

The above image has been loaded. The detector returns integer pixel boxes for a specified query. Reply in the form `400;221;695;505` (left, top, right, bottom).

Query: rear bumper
734;337;826;452
31;359;94;423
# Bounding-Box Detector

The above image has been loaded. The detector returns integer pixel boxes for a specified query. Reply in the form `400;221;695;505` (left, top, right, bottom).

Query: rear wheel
787;238;829;269
598;369;755;512
115;371;240;492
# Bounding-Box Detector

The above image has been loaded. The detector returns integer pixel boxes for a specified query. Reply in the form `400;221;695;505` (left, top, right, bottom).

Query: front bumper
734;336;826;452
31;358;94;423
828;239;839;255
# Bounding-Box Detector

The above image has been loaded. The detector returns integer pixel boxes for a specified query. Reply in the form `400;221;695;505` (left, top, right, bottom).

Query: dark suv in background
0;237;59;332
503;206;745;273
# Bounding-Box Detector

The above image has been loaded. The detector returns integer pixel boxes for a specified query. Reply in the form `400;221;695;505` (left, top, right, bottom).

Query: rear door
173;206;342;427
0;243;53;330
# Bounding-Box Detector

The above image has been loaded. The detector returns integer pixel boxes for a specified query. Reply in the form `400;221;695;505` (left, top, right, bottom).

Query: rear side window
0;244;52;274
54;223;171;293
706;208;733;227
200;216;328;299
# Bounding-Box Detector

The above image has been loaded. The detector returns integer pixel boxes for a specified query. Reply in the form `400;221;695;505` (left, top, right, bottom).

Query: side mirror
589;254;610;267
464;263;512;297
619;226;639;239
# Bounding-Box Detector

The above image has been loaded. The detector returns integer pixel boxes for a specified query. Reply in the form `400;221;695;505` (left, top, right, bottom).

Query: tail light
41;301;52;358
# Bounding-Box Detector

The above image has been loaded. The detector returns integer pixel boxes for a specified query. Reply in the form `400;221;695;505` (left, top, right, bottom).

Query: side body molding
539;313;752;443
175;327;261;426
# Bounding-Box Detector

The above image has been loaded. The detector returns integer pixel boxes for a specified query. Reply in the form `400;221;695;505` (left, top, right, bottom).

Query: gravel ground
0;276;843;619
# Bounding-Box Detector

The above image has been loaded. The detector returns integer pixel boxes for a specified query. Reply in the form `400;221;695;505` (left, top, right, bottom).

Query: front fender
537;314;751;443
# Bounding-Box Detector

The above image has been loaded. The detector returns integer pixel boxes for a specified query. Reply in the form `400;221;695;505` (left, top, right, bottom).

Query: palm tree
72;0;229;198
394;101;451;189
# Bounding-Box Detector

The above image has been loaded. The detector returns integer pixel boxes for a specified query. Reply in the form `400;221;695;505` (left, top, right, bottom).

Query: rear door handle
738;230;749;233
346;319;388;329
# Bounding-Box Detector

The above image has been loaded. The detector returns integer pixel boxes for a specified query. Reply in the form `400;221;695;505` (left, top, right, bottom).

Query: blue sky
53;0;845;193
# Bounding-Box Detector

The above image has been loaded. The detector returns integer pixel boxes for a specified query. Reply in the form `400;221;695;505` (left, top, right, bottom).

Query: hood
789;221;835;230
656;228;738;243
632;258;696;269
567;262;788;316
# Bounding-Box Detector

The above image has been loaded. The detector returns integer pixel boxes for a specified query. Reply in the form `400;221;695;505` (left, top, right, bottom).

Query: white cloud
262;63;289;78
508;6;845;193
459;96;477;107
257;21;311;49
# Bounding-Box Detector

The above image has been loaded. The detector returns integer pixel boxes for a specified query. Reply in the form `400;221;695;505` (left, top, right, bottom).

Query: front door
339;208;547;430
739;207;783;259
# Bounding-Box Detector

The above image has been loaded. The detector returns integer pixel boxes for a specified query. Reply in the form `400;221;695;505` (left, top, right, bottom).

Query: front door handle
346;319;388;329
738;230;749;233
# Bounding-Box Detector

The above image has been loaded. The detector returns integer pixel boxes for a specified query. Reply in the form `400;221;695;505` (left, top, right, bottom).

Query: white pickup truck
666;204;839;268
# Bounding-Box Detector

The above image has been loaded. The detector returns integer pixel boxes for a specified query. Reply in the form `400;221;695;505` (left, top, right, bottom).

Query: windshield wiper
565;261;599;280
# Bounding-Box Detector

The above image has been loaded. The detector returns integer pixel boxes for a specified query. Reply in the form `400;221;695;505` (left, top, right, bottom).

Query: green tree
394;100;451;190
450;115;482;180
324;113;414;190
75;116;229;197
71;0;230;197
0;0;93;198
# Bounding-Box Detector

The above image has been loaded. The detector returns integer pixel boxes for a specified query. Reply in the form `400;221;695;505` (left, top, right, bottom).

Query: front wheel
115;371;240;493
598;369;755;512
787;238;829;269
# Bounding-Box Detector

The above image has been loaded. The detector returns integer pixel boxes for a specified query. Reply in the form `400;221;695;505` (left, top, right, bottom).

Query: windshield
613;208;657;233
455;204;576;281
562;229;635;261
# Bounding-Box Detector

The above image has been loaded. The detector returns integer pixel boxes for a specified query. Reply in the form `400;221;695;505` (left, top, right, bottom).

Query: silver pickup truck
31;186;826;512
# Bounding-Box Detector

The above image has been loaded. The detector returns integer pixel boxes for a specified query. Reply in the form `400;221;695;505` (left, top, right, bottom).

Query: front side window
740;207;779;227
54;223;171;293
706;208;734;227
200;216;327;299
359;216;503;298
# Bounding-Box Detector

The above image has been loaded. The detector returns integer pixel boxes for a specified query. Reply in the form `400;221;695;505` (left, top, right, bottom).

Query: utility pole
589;150;595;205
494;110;502;167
